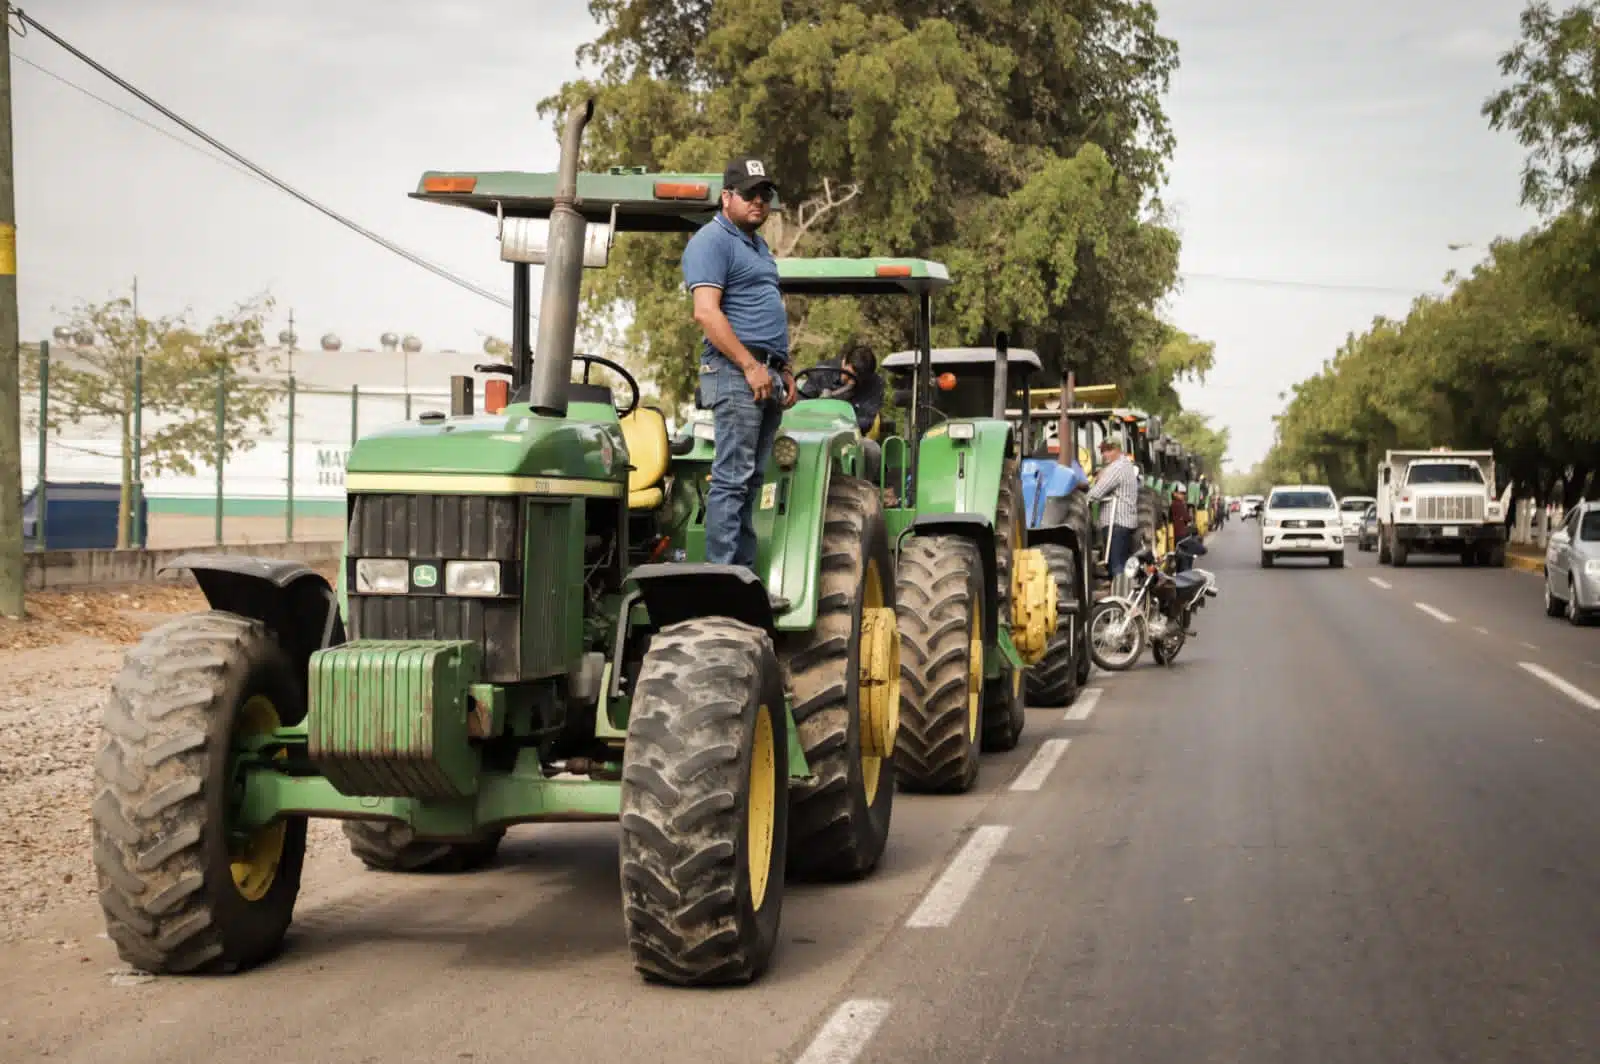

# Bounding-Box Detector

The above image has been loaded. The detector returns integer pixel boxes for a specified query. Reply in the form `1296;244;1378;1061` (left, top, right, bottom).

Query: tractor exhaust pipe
528;98;595;417
992;330;1009;420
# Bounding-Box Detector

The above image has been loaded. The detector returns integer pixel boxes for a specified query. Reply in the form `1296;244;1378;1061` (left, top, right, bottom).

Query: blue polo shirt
682;212;789;364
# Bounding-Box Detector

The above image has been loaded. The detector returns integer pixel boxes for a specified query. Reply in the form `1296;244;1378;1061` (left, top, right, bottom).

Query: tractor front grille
347;494;523;682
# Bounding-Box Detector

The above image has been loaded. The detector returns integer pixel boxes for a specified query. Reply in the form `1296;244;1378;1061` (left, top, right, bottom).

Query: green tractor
879;345;1092;711
89;101;903;988
678;268;1059;793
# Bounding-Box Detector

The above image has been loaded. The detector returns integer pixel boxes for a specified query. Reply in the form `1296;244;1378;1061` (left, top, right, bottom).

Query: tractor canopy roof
777;257;951;295
880;346;1042;373
410;168;752;232
1028;383;1124;409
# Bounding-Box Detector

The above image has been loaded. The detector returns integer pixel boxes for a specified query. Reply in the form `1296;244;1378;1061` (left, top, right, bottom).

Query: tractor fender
628;562;777;636
902;513;998;644
157;553;346;685
1025;523;1081;556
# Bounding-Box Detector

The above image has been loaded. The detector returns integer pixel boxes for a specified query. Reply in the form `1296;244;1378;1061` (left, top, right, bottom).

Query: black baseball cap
723;156;777;194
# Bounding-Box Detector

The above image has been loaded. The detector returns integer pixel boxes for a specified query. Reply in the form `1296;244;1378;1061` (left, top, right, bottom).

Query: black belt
748;347;788;369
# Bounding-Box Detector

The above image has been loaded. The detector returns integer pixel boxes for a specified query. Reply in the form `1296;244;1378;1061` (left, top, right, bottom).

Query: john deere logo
412;564;438;588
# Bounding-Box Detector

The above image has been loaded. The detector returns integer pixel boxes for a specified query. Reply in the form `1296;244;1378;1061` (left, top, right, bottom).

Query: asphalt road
5;522;1599;1063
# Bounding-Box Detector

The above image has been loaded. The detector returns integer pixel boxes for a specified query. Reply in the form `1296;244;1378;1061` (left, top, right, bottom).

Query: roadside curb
1506;552;1543;575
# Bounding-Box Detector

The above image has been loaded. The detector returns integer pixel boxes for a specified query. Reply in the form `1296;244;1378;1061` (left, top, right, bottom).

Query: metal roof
777;257;951;295
881;347;1042;371
410;170;745;231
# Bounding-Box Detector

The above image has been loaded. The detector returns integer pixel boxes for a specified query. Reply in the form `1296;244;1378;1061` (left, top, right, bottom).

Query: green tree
542;0;1184;406
1484;0;1600;213
24;294;280;547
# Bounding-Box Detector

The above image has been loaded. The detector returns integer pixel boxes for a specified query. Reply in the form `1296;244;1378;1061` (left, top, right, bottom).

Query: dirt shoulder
0;570;335;940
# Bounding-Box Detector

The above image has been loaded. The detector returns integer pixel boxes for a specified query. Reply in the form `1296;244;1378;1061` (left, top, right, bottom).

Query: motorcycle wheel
1089;600;1145;672
1151;625;1186;665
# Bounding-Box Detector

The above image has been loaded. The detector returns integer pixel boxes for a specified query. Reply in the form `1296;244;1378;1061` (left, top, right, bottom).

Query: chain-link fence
20;341;451;551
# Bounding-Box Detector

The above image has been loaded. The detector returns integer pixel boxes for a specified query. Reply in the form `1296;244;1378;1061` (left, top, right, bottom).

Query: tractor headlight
948;422;975;442
354;558;408;594
692;419;716;442
773;434;799;469
445;560;502;596
1123;556;1142;578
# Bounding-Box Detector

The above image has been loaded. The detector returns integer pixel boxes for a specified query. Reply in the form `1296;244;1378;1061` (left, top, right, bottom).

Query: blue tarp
1020;457;1085;527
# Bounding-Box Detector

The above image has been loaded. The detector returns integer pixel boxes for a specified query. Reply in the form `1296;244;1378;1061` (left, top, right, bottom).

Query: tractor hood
345;401;627;485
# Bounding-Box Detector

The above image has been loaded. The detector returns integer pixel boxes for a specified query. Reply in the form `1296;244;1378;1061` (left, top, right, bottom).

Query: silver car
1544;501;1600;625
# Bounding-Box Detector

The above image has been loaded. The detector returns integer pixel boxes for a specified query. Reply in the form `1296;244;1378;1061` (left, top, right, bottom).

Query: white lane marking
905;825;1011;928
1415;602;1455;623
794;1000;893;1064
1369;577;1393;589
1065;687;1102;721
1010;738;1071;791
1522;642;1539;651
1519;662;1600;712
1474;626;1489;635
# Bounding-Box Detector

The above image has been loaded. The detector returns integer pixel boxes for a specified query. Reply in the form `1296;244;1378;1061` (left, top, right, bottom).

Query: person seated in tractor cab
799;341;885;480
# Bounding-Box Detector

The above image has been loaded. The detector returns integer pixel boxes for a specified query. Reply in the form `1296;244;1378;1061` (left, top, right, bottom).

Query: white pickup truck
1376;449;1510;566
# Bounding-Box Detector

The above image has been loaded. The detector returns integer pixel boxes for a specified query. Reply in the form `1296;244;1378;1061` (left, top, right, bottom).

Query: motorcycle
1088;535;1219;670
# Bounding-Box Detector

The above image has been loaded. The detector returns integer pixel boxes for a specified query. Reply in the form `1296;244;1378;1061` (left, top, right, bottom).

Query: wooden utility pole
0;12;24;618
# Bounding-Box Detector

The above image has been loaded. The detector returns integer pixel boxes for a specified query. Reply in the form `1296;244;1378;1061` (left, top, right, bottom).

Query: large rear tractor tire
1137;487;1159;554
982;463;1029;752
777;474;898;882
619;617;789;987
342;822;505;873
92;612;307;975
895;536;985;793
1025;543;1081;707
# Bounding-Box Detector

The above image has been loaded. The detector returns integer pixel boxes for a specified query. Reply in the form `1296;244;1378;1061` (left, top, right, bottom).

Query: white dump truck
1376;449;1510;566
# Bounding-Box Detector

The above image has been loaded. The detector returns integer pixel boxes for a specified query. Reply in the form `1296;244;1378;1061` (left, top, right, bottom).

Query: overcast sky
13;0;1540;469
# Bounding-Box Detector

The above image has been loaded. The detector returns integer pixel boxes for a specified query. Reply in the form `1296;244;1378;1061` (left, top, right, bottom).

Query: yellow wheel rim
967;601;983;742
1009;548;1058;665
856;559;898;805
747;704;777;910
230;694;287;902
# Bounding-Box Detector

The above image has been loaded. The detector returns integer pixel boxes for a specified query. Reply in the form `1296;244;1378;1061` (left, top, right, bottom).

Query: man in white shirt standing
1086;437;1142;579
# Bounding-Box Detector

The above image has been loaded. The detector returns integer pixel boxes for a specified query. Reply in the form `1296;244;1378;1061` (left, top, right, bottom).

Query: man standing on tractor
682;156;799;572
1087;436;1142;579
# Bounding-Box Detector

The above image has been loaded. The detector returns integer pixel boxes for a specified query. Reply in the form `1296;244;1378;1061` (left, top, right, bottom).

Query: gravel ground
0;573;342;941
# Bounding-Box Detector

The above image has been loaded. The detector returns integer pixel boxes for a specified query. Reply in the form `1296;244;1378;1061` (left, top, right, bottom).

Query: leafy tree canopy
542;0;1187;408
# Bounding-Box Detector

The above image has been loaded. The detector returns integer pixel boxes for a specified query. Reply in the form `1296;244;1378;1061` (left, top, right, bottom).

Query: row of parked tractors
88;100;1211;988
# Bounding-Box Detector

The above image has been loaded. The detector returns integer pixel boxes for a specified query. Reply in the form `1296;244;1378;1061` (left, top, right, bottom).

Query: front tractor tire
895;536;986;793
92;611;308;975
342;821;505;874
619;617;789;987
1026;543;1082;708
777;474;898;882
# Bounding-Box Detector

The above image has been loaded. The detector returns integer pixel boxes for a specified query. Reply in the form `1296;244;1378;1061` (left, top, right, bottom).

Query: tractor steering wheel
573;353;641;417
793;364;857;397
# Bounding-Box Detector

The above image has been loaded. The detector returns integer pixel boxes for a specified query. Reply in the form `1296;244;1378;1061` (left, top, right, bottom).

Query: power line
9;6;512;311
12;51;260;184
1178;271;1433;298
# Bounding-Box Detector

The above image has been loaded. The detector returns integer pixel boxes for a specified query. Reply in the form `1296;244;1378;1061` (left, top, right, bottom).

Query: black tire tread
894;536;983;793
342;821;504;873
92;610;306;975
619;616;787;986
1026;543;1080;706
777;474;894;881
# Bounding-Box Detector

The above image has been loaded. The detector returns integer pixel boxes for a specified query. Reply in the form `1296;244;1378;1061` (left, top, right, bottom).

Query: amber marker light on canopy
654;182;710;200
484;378;509;414
936;372;958;391
875;264;913;277
423;176;477;193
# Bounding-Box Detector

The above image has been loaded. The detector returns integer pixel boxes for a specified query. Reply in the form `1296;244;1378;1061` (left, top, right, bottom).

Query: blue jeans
1105;524;1135;578
700;354;784;568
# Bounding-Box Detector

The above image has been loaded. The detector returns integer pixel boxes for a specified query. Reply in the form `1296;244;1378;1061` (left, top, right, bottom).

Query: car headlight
1123;556;1142;578
445;560;502;596
354;558;408;594
948;422;976;441
1488;503;1503;518
772;434;799;469
1585;559;1600;576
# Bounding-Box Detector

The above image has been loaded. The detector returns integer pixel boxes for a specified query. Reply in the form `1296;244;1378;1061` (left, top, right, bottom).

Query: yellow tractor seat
619;407;671;511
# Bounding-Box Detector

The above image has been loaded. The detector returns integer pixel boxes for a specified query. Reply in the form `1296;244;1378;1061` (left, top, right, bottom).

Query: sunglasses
731;185;775;203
